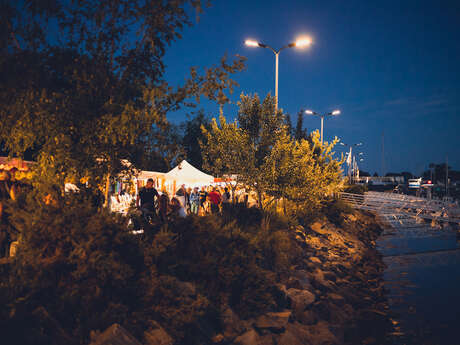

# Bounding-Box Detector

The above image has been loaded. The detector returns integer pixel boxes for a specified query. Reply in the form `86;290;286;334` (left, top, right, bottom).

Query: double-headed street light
305;109;340;144
245;37;312;111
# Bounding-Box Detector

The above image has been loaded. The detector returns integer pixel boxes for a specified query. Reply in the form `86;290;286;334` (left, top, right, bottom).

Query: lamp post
305;109;340;144
245;37;312;111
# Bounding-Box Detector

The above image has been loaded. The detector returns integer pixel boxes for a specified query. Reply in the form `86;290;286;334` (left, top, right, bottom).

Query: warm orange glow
295;37;312;48
305;110;314;114
245;39;259;47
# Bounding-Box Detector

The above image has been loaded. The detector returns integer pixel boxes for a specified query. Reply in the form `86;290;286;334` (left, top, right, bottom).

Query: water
377;223;460;345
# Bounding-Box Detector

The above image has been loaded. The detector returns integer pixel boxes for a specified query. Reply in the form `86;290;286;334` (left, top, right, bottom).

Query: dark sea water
377;224;460;345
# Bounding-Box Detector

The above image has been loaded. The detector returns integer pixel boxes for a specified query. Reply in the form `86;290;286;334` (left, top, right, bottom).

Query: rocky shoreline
228;210;391;345
90;210;392;345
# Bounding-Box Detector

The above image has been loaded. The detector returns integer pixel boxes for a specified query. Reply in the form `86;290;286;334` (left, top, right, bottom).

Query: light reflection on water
377;224;460;345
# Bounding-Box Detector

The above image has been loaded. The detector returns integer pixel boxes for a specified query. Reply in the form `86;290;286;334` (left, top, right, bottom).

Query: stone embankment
90;210;390;345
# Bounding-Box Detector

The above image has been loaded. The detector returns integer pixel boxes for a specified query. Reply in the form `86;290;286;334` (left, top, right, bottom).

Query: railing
338;191;460;225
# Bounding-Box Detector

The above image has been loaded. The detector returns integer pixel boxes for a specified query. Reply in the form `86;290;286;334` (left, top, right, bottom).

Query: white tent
165;160;214;186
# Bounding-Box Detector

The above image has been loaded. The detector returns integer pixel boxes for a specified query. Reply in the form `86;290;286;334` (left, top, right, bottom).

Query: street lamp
305;109;340;144
245;36;312;111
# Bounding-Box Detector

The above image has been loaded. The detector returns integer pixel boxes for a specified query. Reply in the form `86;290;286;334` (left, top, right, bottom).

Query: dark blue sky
163;0;460;176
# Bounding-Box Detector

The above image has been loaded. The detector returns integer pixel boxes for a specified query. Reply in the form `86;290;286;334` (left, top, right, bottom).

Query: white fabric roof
164;160;214;185
136;170;165;180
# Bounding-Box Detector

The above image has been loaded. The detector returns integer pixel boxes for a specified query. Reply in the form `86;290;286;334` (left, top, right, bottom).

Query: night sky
163;0;460;176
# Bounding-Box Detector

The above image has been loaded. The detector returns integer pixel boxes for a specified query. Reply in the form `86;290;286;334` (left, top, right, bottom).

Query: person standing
158;190;169;223
199;186;208;215
190;187;200;215
136;178;159;220
175;184;188;214
169;197;187;218
208;187;222;214
222;187;231;211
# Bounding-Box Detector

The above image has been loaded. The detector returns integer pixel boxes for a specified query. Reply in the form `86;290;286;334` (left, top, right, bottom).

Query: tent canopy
165;160;214;185
136;170;165;180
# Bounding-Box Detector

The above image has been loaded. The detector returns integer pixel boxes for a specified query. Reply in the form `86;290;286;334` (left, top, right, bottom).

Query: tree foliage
201;94;344;212
180;110;211;170
0;0;245;190
294;109;308;141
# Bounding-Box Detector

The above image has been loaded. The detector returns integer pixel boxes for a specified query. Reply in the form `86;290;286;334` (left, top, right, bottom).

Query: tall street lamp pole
305;109;341;144
245;37;312;112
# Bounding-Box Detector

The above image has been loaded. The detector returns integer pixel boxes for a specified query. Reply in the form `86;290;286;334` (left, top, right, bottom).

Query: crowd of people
135;178;253;223
1;173;255;256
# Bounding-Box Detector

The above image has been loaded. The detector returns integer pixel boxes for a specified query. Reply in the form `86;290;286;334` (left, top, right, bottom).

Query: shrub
2;192;144;344
1;190;304;344
323;198;354;226
343;184;368;195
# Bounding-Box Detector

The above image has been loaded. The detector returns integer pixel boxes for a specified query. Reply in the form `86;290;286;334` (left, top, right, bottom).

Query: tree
136;122;186;172
285;113;293;137
180;111;211;171
201;94;343;211
294;109;307;141
0;0;245;195
200;110;252;202
262;130;343;214
235;94;286;208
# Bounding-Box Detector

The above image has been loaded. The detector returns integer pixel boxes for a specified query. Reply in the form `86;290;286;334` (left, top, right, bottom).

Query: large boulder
305;321;340;345
277;322;312;345
89;324;142;345
254;311;292;332
221;307;245;339
287;269;313;290
144;326;173;345
310;221;329;235
285;288;316;316
233;329;274;345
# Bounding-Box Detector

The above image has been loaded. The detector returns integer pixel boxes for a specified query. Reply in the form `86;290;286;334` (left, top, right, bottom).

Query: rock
144;326;173;345
346;213;358;222
254;311;292;332
277;322;312;345
89;324;142;345
294;269;312;283
287;270;313;291
233;329;259;345
327;293;345;306
298;310;318;325
309;256;322;264
342;303;354;316
326;302;350;325
305;321;340;345
233;329;274;345
311;269;337;292
323;271;337;282
312;301;331;321
212;334;225;343
175;281;196;296
310;221;329;235
285;288;316;316
221;307;245;338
